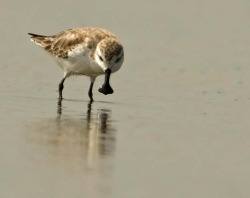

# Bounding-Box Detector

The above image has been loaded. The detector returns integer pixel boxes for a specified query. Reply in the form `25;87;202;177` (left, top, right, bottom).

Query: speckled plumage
29;27;118;58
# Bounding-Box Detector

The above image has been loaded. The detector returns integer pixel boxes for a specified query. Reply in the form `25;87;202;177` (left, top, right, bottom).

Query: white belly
53;44;103;77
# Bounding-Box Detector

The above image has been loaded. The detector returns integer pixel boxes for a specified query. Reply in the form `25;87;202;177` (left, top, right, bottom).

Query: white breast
54;44;103;77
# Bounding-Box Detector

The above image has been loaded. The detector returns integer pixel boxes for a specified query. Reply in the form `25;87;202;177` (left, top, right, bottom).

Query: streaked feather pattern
28;28;116;58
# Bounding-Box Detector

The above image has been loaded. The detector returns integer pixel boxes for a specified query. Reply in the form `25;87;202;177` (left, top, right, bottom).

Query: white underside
53;44;104;78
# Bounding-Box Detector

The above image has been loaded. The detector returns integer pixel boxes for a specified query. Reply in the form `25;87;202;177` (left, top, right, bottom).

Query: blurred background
1;0;250;197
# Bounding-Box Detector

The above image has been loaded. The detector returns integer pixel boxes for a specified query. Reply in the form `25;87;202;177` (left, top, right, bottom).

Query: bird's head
95;37;124;73
95;37;124;95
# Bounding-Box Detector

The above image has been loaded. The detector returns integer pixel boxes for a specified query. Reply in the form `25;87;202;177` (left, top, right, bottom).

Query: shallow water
1;0;250;197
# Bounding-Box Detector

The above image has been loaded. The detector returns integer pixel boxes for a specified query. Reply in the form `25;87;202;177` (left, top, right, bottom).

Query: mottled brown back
28;28;116;58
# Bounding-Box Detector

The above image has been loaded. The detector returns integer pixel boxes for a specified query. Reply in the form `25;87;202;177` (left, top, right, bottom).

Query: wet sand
1;0;250;197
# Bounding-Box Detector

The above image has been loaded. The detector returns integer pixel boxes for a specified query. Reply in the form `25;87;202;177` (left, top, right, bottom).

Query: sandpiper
28;27;124;102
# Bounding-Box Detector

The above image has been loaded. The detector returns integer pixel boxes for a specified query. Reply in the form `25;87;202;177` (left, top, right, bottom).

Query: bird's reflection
26;99;116;166
60;100;115;159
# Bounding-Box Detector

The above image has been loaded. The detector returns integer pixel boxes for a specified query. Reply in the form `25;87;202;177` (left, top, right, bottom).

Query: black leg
58;77;66;99
88;77;96;102
88;81;94;102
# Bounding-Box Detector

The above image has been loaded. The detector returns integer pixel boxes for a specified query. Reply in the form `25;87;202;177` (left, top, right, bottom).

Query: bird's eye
99;55;103;61
115;57;121;63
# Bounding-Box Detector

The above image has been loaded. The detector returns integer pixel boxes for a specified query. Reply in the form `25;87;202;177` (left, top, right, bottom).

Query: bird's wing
29;29;86;58
28;28;115;58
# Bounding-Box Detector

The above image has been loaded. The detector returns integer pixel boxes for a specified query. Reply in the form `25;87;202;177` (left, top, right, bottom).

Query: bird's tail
28;33;46;38
28;32;54;51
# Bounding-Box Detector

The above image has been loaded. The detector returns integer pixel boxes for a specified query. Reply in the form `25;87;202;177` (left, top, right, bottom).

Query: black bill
98;68;114;95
